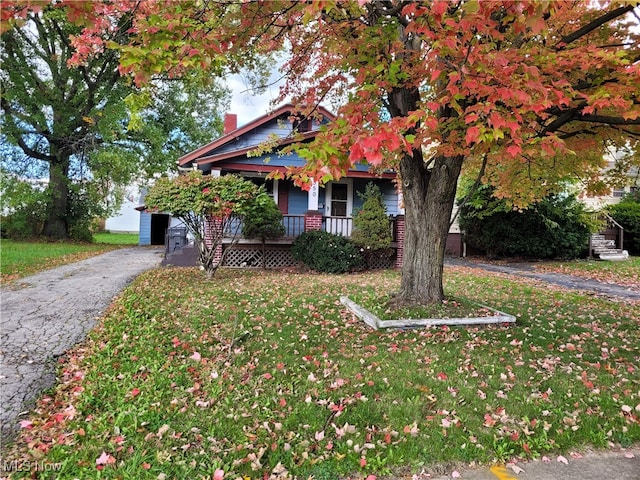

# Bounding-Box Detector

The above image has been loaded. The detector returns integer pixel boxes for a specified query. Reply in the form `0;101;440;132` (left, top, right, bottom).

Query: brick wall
304;211;323;231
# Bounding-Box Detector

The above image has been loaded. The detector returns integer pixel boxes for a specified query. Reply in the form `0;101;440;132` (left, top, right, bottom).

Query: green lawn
5;267;638;479
0;233;139;283
93;232;139;245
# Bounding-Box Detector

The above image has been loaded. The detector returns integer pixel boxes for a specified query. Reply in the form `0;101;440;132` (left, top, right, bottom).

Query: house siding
288;187;309;215
139;212;151;245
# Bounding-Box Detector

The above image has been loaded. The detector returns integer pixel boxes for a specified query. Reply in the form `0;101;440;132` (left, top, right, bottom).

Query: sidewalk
0;247;163;442
445;257;640;301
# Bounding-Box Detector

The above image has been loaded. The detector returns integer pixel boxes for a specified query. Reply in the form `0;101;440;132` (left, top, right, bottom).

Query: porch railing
282;215;305;238
323;216;353;237
221;214;398;241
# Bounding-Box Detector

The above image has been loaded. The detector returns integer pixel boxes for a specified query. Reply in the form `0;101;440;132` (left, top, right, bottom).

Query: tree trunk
42;160;70;240
396;152;465;305
387;81;465;305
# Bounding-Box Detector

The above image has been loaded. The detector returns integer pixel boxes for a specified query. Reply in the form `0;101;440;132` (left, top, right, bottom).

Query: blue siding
351;179;398;216
288;188;309;214
213;122;294;156
139;211;151;245
204;115;330;158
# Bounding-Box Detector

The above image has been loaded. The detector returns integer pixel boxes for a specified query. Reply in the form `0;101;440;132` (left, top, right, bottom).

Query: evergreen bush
292;230;362;273
351;183;394;269
242;191;286;268
459;186;594;259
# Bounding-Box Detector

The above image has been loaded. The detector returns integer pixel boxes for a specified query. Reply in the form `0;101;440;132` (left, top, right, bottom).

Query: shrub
242;191;286;242
292;230;362;273
0;173;47;239
607;194;640;255
242;191;286;268
351;183;394;269
459;187;594;259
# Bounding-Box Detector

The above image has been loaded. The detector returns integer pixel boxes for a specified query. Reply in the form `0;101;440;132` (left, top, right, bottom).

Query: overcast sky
226;71;285;127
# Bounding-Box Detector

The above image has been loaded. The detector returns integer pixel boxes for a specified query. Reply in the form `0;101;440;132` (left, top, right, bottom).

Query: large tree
10;1;638;303
0;4;229;240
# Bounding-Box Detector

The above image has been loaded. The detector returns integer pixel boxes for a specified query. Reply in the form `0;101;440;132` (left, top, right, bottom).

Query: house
142;103;464;268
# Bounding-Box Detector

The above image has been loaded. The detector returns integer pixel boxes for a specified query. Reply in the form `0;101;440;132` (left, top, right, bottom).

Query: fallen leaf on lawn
213;468;224;480
190;351;201;361
96;451;116;466
19;420;33;429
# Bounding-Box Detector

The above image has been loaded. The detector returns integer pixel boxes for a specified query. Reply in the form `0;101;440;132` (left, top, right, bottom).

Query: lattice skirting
367;253;396;270
222;245;297;269
222;245;397;270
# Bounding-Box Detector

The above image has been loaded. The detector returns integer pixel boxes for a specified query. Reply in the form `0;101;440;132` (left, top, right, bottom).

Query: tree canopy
0;4;230;240
6;0;638;303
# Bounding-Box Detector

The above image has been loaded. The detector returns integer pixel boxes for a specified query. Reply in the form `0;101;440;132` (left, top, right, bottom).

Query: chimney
224;113;237;134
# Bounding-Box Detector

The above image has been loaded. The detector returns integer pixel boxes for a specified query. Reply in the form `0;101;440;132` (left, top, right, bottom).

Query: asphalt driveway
0;247;164;441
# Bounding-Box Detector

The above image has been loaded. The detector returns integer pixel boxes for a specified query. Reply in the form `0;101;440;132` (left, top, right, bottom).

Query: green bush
459;187;594;259
0;173;47;239
292;230;362;273
607;193;640;255
351;183;394;269
242;191;286;242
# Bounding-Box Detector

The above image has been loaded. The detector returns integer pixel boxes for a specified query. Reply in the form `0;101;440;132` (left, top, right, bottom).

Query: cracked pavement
0;247;163;442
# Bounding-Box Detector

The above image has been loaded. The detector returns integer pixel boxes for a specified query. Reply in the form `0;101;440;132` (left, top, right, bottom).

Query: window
293;118;312;133
248;177;278;203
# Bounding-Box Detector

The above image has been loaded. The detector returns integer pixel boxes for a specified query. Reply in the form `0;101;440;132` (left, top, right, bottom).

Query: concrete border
340;296;516;330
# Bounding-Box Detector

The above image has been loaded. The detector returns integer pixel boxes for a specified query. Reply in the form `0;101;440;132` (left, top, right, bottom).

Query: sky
226;71;285;127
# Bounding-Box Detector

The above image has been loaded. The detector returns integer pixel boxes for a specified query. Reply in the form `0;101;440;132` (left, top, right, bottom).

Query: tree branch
556;5;635;48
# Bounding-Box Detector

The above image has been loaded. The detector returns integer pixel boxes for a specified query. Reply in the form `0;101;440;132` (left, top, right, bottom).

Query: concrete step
597;249;630;261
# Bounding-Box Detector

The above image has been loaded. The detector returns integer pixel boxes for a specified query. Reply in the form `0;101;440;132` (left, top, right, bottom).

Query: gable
178;103;396;181
178;104;334;169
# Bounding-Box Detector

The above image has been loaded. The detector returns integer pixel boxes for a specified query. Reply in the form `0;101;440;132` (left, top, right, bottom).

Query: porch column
394;215;405;268
205;216;224;267
304;211;323;232
307;181;319;211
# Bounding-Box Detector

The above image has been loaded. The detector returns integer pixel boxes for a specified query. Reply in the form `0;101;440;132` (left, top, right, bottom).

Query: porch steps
590;234;629;261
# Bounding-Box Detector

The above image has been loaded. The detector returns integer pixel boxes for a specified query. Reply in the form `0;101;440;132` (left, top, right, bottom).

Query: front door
325;180;353;236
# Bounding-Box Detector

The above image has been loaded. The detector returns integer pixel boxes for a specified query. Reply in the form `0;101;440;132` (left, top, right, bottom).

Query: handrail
601;211;624;231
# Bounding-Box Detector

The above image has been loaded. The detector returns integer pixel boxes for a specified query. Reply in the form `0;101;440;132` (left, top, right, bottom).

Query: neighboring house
105;186;141;233
577;151;637;259
579;148;638;210
140;103;464;267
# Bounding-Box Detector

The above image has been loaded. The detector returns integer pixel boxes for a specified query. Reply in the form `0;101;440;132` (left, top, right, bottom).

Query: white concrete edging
340;296;516;330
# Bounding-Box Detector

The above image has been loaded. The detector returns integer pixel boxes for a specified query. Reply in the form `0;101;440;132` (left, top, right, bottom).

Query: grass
4;266;638;479
350;289;500;321
93;232;139;245
0;233;139;283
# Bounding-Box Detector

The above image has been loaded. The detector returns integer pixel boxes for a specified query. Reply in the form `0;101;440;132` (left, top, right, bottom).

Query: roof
177;103;336;168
